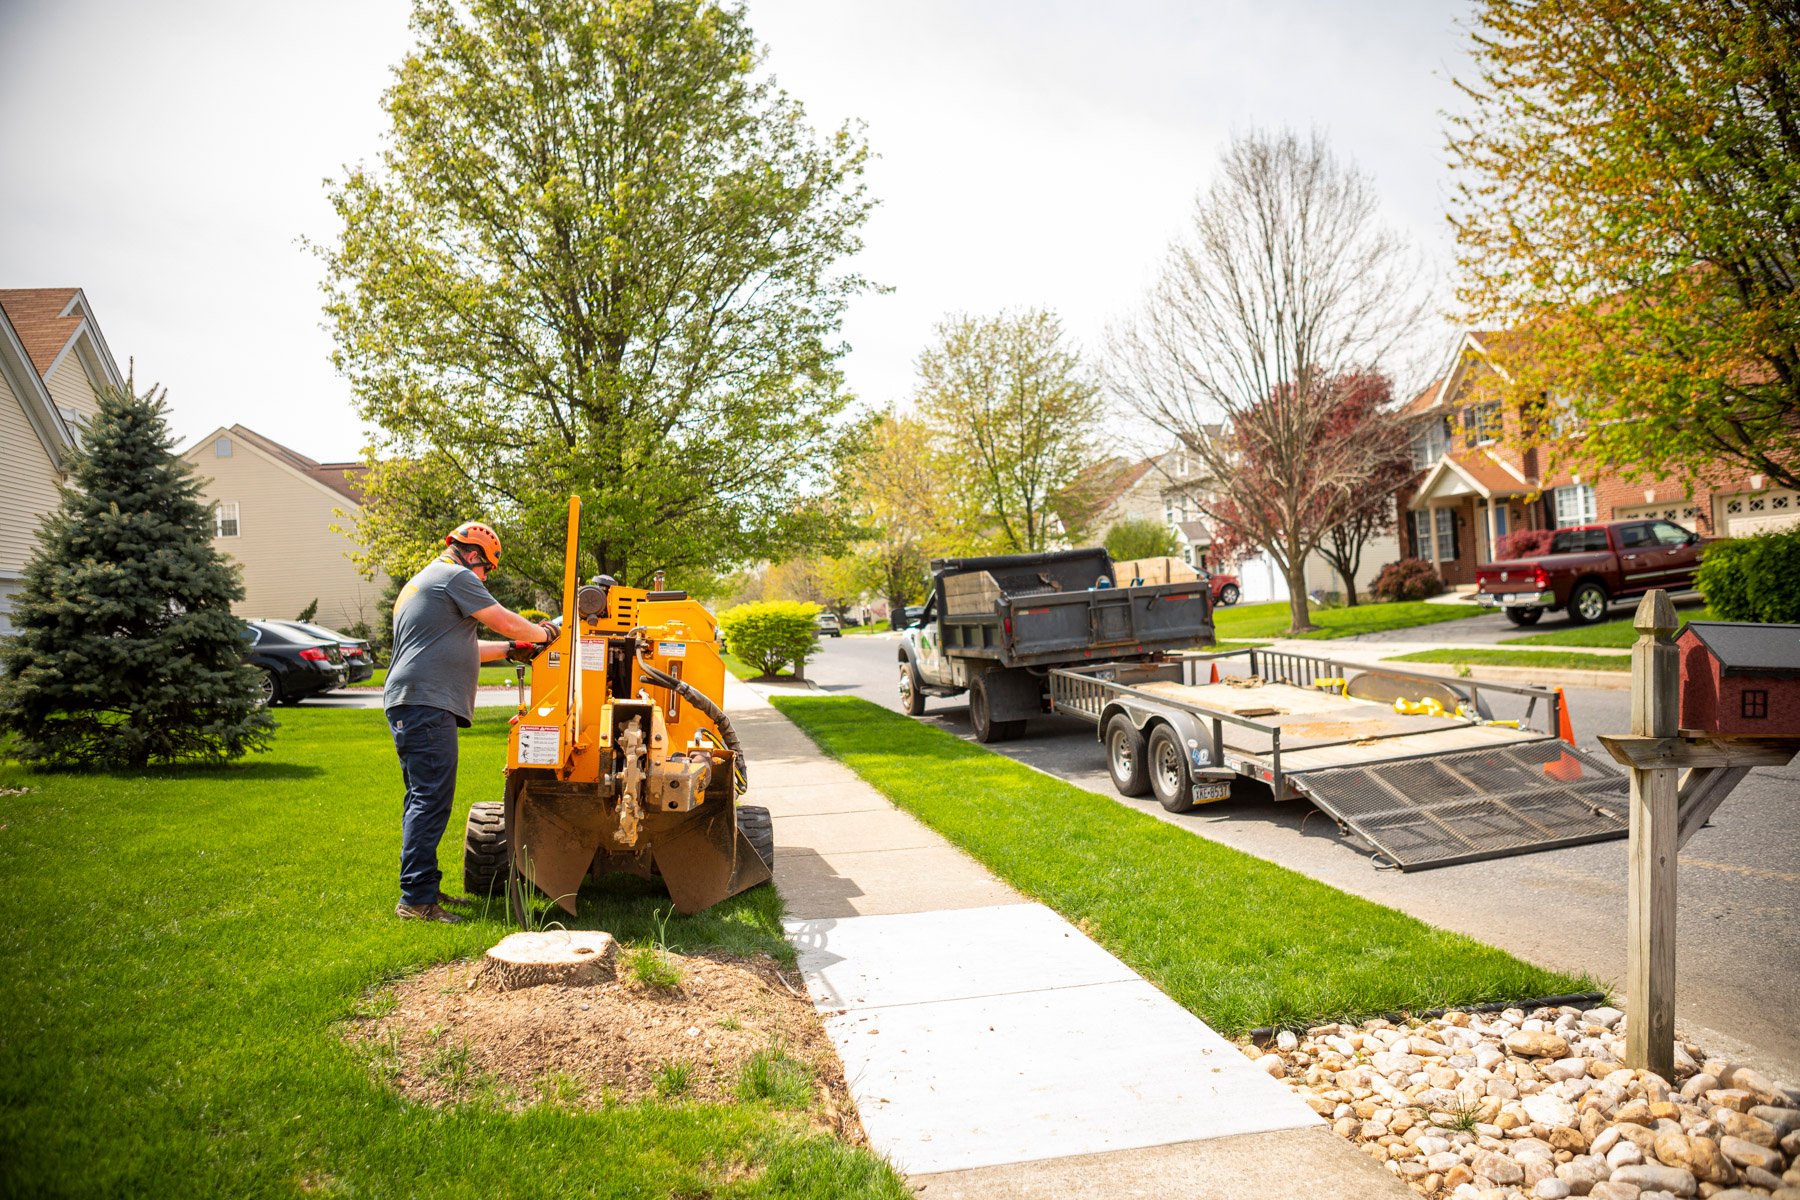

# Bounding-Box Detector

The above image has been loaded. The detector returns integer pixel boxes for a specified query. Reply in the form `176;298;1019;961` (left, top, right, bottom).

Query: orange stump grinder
463;496;772;922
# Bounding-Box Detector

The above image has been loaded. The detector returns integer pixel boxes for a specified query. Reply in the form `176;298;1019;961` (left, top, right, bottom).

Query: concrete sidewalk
727;677;1410;1198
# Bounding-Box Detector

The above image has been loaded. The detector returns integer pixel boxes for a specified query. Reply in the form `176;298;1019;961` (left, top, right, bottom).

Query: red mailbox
1678;621;1800;735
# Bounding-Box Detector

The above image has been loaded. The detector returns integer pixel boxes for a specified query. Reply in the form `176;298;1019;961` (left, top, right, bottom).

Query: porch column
1485;497;1499;563
1428;504;1443;571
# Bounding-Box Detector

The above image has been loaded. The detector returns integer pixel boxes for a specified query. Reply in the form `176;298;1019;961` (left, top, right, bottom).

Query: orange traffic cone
1210;661;1221;685
1543;688;1585;781
1555;687;1576;746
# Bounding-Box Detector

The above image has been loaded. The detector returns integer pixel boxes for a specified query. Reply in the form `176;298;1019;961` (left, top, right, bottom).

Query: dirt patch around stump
346;948;863;1143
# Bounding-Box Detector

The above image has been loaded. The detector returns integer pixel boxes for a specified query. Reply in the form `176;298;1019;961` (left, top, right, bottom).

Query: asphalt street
802;627;1800;1081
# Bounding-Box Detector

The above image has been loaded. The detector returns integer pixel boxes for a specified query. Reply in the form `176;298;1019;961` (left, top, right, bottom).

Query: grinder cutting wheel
463;495;772;922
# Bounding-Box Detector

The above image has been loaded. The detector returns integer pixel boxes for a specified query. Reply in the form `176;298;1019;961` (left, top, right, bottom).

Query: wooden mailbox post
1597;591;1800;1078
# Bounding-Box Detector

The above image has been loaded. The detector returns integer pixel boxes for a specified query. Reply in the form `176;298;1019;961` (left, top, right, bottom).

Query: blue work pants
387;704;459;906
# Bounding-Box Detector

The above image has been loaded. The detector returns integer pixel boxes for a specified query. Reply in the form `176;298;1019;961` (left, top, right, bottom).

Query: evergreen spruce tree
0;381;274;768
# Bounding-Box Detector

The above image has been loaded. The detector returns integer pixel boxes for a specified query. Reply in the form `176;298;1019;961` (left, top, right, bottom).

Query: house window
214;501;240;538
1742;690;1769;720
1410;417;1451;470
1412;509;1458;560
1547;390;1582;438
1462;402;1501;445
214;437;233;457
1553;484;1597;527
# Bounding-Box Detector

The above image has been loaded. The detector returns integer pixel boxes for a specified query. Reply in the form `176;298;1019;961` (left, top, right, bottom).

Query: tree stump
476;930;618;991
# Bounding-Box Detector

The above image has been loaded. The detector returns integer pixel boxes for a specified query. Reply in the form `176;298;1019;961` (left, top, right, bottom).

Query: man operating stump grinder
384;500;773;926
385;522;552;923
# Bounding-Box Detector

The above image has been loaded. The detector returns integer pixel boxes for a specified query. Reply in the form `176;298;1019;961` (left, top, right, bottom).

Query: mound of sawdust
345;949;863;1141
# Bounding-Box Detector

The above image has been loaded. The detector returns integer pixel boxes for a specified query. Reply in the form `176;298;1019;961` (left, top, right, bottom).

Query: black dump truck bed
929;547;1213;668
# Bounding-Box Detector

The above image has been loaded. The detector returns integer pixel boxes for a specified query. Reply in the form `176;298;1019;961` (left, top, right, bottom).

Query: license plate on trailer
1191;781;1231;803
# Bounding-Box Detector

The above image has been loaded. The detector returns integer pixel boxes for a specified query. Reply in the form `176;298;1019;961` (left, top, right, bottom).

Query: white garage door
1612;500;1705;527
1716;488;1800;536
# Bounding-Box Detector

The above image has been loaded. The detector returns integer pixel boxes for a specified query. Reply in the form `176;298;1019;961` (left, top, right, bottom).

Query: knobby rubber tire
463;800;508;895
1105;713;1151;797
737;804;774;869
1147;724;1194;813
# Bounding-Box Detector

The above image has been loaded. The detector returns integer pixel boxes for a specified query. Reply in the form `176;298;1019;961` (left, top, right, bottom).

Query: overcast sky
0;0;1472;463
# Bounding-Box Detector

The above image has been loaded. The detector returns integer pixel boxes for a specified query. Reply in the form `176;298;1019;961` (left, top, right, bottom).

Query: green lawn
771;696;1591;1035
357;664;525;689
1501;604;1720;648
1385;648;1629;672
1214;599;1488;641
0;708;904;1199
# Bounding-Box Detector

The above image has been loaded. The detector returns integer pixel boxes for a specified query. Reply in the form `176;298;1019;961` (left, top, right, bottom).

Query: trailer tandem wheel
1146;724;1194;812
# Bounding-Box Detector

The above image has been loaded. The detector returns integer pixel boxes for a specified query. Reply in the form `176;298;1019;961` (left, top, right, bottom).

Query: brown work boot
395;901;463;924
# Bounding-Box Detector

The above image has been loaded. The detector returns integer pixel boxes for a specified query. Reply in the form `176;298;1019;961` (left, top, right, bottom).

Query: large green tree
321;0;874;591
1451;0;1800;490
0;384;273;768
916;309;1104;553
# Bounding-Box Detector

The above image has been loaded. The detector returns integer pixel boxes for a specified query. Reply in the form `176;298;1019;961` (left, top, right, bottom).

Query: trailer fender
1097;699;1219;772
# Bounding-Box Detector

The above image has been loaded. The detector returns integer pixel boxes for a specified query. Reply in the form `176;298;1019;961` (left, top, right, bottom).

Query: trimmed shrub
1696;529;1800;623
1370;558;1446;603
1495;528;1554;560
517;608;551;624
717;601;821;678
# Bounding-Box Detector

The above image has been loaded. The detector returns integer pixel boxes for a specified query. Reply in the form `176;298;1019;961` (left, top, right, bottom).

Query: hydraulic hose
631;633;749;790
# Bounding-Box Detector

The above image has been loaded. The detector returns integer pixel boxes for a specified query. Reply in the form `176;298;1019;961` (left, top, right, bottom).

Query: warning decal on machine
578;641;607;672
516;725;562;765
661;641;687;658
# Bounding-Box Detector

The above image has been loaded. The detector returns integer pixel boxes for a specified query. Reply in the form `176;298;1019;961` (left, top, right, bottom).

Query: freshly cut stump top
479;930;617;991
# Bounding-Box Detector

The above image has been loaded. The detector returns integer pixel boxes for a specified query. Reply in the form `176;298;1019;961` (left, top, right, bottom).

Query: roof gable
0;289;82;375
182;425;366;507
0;302;72;467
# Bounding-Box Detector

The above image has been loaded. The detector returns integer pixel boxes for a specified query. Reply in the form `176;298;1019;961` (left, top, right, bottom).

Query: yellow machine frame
499;496;769;918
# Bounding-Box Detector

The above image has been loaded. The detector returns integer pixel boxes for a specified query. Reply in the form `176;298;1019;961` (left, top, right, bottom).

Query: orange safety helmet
445;521;502;570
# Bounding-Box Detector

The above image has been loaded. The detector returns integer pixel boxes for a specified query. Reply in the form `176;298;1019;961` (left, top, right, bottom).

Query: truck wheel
1105;714;1151;797
899;662;927;715
737;805;774;868
1147;724;1194;813
969;676;999;742
464;800;508;895
1503;607;1543;626
1567;581;1609;626
1217;583;1240;606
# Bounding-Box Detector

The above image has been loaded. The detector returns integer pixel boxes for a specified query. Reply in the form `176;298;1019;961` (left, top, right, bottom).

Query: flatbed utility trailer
1048;647;1631;870
899;548;1213;743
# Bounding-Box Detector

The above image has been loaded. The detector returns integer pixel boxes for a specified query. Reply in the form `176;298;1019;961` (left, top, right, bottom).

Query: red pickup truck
1475;519;1706;626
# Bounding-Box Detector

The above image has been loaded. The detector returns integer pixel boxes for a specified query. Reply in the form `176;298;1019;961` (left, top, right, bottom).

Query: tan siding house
181;426;378;630
0;288;124;635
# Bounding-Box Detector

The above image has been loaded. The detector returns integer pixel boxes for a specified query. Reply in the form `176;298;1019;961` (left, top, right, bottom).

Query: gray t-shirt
384;556;498;725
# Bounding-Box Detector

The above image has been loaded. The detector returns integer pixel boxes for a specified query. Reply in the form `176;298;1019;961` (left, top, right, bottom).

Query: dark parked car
242;620;347;705
264;619;376;684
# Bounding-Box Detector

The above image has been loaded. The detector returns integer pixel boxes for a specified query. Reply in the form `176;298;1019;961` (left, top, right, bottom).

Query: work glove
505;641;538;664
536;620;559;644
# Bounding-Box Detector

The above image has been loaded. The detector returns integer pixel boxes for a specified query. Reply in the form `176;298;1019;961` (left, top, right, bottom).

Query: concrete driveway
802;630;1800;1082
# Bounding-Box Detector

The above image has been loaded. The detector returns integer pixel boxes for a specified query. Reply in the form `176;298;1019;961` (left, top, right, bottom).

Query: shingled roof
0;288;84;375
215;425;367;503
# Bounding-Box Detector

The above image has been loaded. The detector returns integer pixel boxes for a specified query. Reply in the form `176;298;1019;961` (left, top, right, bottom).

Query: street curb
1386;659;1631;691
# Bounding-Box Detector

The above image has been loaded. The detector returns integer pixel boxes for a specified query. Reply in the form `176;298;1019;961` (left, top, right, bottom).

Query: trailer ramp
1289;739;1629;870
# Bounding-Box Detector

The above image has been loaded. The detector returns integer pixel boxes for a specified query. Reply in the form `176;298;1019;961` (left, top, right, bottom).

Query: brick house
1394;331;1793;588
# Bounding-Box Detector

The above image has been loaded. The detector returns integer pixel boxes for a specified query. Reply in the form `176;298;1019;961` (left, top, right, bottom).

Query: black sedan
263;619;376;684
242;620;348;705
